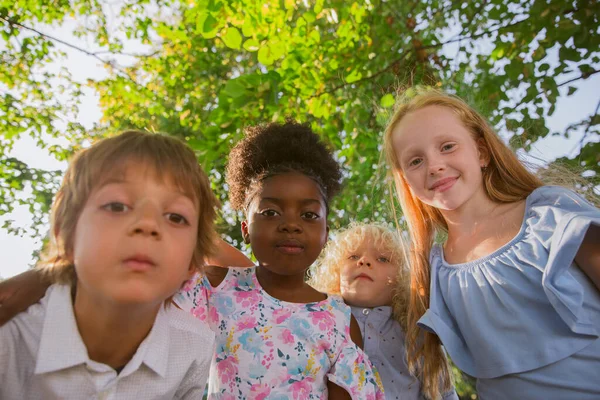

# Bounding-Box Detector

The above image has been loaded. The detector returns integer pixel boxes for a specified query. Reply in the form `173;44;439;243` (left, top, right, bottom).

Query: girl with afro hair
176;121;385;399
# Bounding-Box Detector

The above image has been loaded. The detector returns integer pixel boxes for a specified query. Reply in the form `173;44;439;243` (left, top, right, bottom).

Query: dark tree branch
0;16;151;93
557;69;600;88
421;16;529;50
310;50;411;98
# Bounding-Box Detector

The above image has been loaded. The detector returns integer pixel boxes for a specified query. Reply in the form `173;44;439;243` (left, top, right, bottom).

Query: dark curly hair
226;121;342;212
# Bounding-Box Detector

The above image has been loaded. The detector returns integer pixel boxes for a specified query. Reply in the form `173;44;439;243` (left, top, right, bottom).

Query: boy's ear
477;138;491;166
241;221;250;244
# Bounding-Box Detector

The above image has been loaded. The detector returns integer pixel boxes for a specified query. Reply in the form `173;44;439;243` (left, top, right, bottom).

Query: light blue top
418;186;600;399
351;306;458;400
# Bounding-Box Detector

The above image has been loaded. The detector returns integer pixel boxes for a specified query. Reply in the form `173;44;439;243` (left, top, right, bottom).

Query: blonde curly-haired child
309;222;458;400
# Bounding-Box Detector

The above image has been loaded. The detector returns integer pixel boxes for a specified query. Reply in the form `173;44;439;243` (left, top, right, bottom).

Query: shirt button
362;309;370;315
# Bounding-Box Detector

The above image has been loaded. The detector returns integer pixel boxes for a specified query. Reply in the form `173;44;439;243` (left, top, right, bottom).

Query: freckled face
392;105;488;211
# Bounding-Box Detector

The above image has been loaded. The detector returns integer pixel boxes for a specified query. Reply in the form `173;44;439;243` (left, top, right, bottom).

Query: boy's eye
260;209;279;217
348;255;359;260
302;211;320;220
102;202;129;213
166;213;189;225
377;256;390;263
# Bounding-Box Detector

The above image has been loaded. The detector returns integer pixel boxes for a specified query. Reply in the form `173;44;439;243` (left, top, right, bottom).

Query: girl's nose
428;163;446;176
358;257;372;268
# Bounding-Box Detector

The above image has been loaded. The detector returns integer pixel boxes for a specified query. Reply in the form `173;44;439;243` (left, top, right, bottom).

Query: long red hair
383;88;542;399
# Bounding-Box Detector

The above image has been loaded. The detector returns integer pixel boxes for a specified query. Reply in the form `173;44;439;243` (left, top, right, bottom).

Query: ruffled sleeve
327;340;385;399
537;186;600;334
174;273;213;325
418;186;600;378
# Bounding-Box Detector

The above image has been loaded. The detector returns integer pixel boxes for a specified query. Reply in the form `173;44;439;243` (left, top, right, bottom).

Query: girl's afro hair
226;120;342;210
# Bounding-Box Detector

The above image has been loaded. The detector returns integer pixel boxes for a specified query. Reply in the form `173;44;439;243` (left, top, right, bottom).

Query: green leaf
345;69;362;83
258;45;275;66
567;86;578;96
223;79;247;98
243;38;260;52
380;94;395;108
222;27;242;49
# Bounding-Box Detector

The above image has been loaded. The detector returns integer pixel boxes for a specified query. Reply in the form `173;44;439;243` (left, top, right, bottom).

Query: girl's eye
302;211;320;220
408;158;422;167
441;143;456;152
377;256;390;263
166;213;189;225
102;202;129;213
348;255;359;260
260;209;279;217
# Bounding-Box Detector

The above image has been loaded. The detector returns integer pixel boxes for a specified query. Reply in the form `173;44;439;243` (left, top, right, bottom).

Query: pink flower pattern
175;267;384;399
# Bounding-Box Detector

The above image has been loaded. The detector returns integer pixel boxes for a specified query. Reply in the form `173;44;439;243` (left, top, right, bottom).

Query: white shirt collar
35;285;170;378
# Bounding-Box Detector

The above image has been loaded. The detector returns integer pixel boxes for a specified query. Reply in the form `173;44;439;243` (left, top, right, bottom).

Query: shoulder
528;186;597;213
1;284;56;336
0;284;59;373
163;305;215;361
165;305;215;339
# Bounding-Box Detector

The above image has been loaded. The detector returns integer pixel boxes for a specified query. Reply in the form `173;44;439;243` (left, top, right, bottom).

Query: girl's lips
276;245;304;255
355;273;374;281
430;177;457;192
276;240;304;255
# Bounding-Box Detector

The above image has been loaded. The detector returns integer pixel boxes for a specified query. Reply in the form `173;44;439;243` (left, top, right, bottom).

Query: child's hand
0;269;49;326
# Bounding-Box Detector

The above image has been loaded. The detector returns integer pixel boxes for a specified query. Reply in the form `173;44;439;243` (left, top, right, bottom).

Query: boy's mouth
276;239;305;254
123;254;156;271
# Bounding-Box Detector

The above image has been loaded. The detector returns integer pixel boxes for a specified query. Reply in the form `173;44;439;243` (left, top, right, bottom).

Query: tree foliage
2;1;599;397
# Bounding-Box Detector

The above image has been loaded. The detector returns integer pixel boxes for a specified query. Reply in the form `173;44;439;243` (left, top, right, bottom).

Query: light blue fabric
351;306;458;400
418;186;600;399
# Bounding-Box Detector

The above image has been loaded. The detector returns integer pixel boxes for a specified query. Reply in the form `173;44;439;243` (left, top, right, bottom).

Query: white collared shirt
0;284;215;399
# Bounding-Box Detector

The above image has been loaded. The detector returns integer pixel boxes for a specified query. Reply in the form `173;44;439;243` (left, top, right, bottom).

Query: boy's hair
383;88;542;400
308;221;410;326
39;130;219;285
226;121;342;212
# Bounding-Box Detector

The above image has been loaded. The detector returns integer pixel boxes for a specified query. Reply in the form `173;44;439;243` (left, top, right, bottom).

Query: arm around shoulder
0;269;50;326
205;238;254;268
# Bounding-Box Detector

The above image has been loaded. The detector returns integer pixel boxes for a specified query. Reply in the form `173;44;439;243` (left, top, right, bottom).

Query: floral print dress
176;267;384;400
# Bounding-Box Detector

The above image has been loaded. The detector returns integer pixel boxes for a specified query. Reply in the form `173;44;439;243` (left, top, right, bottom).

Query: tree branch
421;16;529;51
310;50;411;98
0;16;151;93
557;69;600;88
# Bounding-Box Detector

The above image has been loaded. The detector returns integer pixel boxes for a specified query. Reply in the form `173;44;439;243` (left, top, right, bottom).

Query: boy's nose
130;204;162;238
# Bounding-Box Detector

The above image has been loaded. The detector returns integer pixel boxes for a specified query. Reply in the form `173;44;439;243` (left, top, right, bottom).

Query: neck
255;265;308;300
73;288;161;369
440;188;499;239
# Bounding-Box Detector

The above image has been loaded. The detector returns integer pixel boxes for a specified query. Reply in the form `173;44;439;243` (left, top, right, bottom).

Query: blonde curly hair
308;221;410;328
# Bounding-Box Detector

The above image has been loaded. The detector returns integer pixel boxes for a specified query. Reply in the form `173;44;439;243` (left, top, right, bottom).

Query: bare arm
575;224;600;290
0;269;50;326
327;381;352;400
203;239;254;288
349;314;363;349
205;238;254;268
